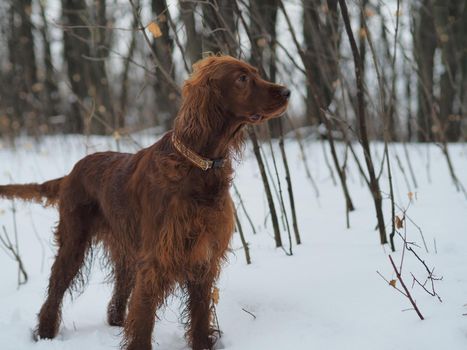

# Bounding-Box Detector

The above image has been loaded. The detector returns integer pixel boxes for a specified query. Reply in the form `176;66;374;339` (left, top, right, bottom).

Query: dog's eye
238;74;248;82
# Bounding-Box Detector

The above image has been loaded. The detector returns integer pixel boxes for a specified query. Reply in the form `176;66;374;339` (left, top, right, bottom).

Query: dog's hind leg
35;205;93;340
107;258;135;327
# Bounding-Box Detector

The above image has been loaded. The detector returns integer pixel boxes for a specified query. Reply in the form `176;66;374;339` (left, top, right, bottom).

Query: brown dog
0;55;290;350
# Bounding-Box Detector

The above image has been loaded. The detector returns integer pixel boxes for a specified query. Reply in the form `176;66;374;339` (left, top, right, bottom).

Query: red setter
0;55;290;350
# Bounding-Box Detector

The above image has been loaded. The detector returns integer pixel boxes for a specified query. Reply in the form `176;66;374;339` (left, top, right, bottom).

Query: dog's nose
281;87;291;99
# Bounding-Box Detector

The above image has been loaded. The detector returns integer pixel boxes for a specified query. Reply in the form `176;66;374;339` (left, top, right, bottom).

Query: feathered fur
0;177;62;206
0;55;289;350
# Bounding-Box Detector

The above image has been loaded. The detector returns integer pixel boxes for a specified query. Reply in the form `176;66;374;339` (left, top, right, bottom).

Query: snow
0;135;467;350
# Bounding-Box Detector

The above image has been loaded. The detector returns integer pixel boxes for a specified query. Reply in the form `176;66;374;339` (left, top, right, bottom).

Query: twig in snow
233;183;257;235
1;225;28;288
241;307;257;320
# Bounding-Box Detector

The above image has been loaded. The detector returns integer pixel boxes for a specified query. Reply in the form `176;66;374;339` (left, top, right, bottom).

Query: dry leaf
11;120;20;130
395;215;404;229
24;5;32;16
147;22;162;38
72;73;81;82
389;279;397;288
358;28;367;39
439;33;449;43
408;192;414;201
212;287;219;305
32;83;44;93
257;37;267;48
365;8;376;18
332;79;341;88
0;115;9;128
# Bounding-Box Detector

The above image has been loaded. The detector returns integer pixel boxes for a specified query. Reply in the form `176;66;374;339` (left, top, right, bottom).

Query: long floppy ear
174;58;224;143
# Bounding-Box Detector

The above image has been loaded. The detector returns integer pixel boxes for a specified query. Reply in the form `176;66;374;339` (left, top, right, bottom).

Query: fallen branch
241;307;257;320
388;254;424;320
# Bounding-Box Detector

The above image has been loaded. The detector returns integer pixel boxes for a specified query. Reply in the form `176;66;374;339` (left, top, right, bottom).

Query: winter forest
0;0;466;349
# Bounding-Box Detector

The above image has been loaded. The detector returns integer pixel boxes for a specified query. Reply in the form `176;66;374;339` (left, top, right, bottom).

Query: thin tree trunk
8;0;39;134
338;0;387;245
302;0;340;126
461;3;467;140
278;121;301;245
201;0;237;55
89;0;114;134
118;0;139;129
433;0;462;141
179;0;202;66
414;0;436;142
249;128;282;248
279;0;355;218
62;0;92;133
152;0;179;129
249;0;281;137
235;210;251;264
39;0;60;125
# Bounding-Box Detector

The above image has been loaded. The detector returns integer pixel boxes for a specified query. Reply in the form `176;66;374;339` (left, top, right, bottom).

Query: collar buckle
201;160;210;171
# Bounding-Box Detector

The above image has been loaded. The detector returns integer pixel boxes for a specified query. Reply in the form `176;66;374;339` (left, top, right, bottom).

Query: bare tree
201;0;237;55
151;0;179;129
302;0;340;126
39;0;61;126
179;0;202;66
413;0;436;142
433;0;464;141
61;0;114;134
7;0;39;134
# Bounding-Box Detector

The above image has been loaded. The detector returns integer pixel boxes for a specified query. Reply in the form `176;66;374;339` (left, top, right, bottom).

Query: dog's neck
173;111;245;161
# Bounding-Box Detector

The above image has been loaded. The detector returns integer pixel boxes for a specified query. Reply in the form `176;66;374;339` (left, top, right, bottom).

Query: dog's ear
176;61;224;142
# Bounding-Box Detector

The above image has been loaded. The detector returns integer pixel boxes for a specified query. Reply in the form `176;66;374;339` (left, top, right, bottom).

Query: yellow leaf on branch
147;21;162;38
389;279;397;288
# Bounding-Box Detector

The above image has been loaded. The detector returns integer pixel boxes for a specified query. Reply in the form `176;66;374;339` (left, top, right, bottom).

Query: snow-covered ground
0;135;466;350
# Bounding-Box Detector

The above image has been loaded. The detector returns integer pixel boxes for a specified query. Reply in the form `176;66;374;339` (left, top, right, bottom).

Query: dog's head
178;55;289;124
175;55;290;154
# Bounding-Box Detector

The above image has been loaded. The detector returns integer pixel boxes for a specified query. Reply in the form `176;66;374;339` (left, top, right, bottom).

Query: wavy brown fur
0;178;63;206
0;55;289;350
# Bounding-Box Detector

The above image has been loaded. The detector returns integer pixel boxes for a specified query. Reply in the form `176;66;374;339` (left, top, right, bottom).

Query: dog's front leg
122;265;167;350
186;267;218;350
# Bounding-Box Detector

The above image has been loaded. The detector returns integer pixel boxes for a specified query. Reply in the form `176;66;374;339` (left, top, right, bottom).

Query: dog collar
171;133;225;171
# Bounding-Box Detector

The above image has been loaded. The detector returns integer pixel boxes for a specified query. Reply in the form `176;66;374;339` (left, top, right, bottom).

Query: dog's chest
185;171;232;204
182;196;235;265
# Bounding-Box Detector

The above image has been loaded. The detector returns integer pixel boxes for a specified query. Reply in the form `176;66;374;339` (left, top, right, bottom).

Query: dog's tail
0;177;64;206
